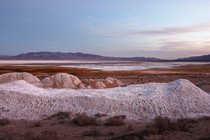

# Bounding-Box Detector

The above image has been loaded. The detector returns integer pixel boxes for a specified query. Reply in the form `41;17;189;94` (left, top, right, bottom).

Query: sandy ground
0;64;210;140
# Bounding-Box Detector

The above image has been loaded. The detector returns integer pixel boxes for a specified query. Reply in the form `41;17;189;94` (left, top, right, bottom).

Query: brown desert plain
0;64;210;140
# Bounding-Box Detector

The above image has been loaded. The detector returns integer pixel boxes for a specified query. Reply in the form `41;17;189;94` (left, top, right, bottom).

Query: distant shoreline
0;60;210;71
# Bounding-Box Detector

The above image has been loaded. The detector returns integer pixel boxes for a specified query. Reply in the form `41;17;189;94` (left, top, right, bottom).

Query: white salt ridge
0;79;210;121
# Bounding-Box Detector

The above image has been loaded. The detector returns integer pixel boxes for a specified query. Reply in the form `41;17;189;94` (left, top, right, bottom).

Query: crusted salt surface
41;73;84;89
0;79;210;121
0;72;40;85
85;77;123;89
0;72;123;89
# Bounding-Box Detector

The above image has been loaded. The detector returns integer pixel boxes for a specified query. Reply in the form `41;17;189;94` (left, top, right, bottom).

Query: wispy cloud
135;22;210;35
101;38;210;59
92;21;210;37
159;41;197;50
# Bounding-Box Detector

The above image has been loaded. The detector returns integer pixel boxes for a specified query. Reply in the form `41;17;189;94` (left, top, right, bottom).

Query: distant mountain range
0;52;160;61
1;52;210;61
177;54;210;61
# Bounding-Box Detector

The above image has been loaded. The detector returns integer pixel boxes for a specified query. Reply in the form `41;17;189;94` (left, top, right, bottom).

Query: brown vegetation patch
82;126;103;137
94;113;108;118
110;116;203;140
0;118;10;126
46;111;72;124
1;116;210;140
105;115;126;126
24;130;58;140
72;113;97;126
47;111;71;120
32;121;42;127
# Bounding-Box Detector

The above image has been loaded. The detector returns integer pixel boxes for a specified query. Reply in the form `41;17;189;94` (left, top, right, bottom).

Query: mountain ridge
0;51;160;61
177;54;210;61
1;52;210;61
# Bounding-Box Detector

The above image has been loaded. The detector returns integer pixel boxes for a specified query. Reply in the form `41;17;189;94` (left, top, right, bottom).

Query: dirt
1;115;210;140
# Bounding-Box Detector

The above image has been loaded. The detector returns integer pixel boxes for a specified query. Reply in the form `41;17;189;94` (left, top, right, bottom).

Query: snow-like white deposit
85;77;123;89
0;79;210;121
0;72;123;89
0;72;40;86
41;73;84;89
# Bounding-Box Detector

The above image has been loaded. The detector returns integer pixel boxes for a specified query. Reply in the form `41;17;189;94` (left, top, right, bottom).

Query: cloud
93;21;210;37
97;37;210;59
127;22;210;36
159;41;196;50
102;46;210;59
204;41;210;45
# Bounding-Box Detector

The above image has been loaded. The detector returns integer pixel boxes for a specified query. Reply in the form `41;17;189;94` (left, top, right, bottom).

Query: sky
1;0;210;59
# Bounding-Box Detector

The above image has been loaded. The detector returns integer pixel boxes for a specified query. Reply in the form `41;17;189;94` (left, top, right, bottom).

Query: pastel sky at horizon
1;0;210;59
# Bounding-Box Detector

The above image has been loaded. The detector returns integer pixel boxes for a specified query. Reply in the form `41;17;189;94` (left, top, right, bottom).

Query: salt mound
105;77;123;87
86;77;123;89
41;73;84;89
0;72;123;89
0;79;210;121
0;72;40;86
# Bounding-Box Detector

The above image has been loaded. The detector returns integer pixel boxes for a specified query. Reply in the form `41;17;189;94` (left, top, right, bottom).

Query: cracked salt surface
0;79;210;122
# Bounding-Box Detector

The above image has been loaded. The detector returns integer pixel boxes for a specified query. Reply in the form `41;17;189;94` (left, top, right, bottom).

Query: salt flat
0;60;210;70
